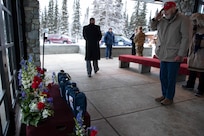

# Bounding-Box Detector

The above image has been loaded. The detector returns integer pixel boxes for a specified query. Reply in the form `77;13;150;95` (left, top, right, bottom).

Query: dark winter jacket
83;24;102;60
104;31;115;45
130;33;135;46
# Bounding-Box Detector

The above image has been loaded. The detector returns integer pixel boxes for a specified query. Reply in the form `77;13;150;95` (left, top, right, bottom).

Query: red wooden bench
118;55;189;81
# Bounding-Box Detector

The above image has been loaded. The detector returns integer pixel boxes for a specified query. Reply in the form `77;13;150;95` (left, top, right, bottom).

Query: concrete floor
41;53;204;136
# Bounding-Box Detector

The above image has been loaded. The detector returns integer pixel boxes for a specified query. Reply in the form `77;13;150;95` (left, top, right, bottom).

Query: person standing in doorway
134;26;145;56
104;28;115;59
151;1;192;105
130;28;137;55
83;18;102;77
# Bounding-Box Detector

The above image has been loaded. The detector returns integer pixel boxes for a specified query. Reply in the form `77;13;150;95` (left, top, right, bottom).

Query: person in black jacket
130;28;137;55
83;18;102;77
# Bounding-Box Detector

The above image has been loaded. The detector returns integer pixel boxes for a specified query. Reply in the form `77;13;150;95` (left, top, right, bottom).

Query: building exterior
0;0;203;135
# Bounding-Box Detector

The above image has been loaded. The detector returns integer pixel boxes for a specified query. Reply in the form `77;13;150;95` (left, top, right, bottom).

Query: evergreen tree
82;7;89;26
113;0;124;35
103;0;114;34
40;0;158;40
123;1;130;37
124;14;130;37
43;7;48;29
92;0;102;27
71;0;81;41
60;0;69;35
92;0;111;34
40;7;48;36
129;0;140;32
47;0;55;34
129;1;147;33
54;0;59;33
92;0;100;24
92;0;126;35
138;2;147;30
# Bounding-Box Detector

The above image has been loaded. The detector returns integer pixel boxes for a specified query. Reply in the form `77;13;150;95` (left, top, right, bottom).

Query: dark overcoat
83;24;102;60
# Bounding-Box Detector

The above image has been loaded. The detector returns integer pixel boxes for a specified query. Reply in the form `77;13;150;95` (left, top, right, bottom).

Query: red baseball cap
163;1;176;11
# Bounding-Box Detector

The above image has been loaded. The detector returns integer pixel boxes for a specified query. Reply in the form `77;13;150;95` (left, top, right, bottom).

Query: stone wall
23;0;40;66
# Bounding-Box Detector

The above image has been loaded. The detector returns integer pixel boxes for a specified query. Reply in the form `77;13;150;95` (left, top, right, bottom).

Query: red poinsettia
37;102;45;110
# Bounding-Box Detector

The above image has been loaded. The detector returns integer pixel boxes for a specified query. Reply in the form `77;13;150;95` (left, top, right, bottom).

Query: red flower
31;82;38;89
33;76;42;83
36;66;41;72
36;67;45;74
40;69;44;74
37;102;45;110
90;130;98;136
32;76;42;89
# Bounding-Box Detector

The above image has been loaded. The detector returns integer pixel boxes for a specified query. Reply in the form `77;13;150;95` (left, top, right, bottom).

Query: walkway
41;53;204;136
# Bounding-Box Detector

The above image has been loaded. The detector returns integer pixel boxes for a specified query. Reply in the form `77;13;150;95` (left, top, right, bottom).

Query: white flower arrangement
18;55;54;127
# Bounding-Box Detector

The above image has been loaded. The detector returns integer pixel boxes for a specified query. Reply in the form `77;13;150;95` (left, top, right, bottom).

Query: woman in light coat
182;13;204;96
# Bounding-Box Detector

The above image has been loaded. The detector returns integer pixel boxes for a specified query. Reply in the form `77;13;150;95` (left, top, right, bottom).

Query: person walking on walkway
134;26;145;56
151;1;192;105
83;18;102;77
104;28;115;59
130;28;137;55
182;13;204;97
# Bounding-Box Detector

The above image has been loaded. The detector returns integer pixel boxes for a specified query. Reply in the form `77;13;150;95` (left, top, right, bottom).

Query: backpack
66;86;87;117
57;70;71;98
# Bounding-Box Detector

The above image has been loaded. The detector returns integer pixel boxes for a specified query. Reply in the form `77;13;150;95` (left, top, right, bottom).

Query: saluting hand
155;8;164;20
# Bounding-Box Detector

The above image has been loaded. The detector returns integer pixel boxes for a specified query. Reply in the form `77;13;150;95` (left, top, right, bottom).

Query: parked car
46;34;72;44
100;35;131;46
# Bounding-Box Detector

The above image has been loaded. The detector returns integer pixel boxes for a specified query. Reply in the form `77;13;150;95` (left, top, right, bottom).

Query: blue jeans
105;44;112;58
160;61;180;100
86;60;98;75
